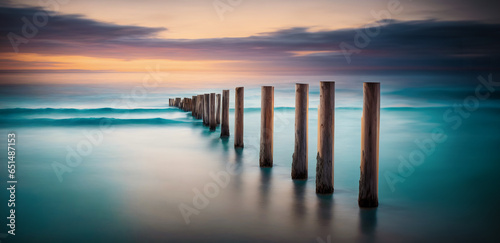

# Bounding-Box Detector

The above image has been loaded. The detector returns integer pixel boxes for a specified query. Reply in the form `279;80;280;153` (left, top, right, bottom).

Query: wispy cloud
1;6;499;74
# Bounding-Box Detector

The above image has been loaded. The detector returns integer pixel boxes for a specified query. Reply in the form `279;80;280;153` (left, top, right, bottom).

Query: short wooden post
184;98;191;111
292;83;309;179
234;87;244;148
209;93;216;131
221;90;230;138
203;94;209;126
260;86;274;167
197;95;203;119
175;98;181;107
359;82;380;207
216;94;221;125
192;96;197;116
316;81;335;194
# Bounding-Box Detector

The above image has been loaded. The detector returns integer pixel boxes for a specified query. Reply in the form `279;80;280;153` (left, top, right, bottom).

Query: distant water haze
1;73;498;109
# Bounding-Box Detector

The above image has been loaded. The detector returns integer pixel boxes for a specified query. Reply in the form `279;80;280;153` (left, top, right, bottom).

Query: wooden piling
192;96;197;116
292;83;309;179
184;98;191;112
197;95;204;119
216;94;221;125
260;86;274;167
175;98;181;107
234;87;244;148
359;82;380;208
203;94;210;125
209;93;216;131
316;81;335;194
221;90;230;138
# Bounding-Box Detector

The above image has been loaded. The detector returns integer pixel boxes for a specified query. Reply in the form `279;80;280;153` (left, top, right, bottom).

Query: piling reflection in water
358;208;378;243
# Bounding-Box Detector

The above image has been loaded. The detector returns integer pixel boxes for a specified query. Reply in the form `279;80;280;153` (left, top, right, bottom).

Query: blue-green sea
0;73;499;243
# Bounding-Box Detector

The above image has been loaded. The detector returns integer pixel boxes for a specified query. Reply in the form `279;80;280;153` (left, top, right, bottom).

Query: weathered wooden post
316;81;335;194
216;94;221;125
359;82;380;207
292;83;309;179
209;93;216;131
203;94;210;126
260;86;274;167
175;98;181;107
221;90;230;138
198;94;204;119
234;87;244;148
184;98;191;111
192;96;197;116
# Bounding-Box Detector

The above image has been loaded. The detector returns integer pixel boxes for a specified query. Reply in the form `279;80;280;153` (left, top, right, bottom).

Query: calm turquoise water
0;74;500;242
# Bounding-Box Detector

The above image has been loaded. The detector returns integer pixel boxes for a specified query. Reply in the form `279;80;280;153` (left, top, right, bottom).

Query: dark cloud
0;6;166;45
0;6;499;74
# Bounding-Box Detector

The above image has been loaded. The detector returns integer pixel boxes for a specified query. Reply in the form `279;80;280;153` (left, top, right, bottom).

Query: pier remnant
197;94;203;119
203;94;209;126
221;90;230;138
234;87;244;148
192;96;197;116
216;94;221;125
209;93;216;131
359;82;380;208
260;86;274;167
292;83;309;179
316;81;335;194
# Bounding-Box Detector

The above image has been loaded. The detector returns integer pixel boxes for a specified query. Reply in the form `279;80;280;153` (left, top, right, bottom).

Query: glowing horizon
1;0;499;85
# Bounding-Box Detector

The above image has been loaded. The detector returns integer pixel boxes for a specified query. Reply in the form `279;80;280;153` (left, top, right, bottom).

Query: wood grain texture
221;90;230;138
203;94;209;126
359;82;380;207
260;86;274;167
316;81;335;194
234;87;244;148
192;96;197;116
292;83;309;179
209;93;216;131
197;95;203;119
216;94;221;125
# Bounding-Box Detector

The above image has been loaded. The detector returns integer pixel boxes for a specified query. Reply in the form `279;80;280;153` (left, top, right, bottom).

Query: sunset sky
0;0;499;86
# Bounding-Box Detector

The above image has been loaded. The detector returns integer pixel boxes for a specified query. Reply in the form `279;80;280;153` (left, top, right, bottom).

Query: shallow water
0;104;499;242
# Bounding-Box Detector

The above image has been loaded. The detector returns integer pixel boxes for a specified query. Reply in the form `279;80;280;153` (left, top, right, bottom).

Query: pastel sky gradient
0;0;499;86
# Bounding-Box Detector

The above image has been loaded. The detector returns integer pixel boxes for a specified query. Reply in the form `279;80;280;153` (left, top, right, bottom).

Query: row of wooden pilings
169;82;380;208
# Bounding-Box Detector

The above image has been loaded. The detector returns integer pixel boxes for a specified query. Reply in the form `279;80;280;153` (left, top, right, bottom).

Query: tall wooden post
209;93;216;131
316;81;335;194
359;82;380;207
221;90;230;138
260;86;274;167
292;83;309;179
216;94;221;125
234;87;244;148
203;94;210;126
